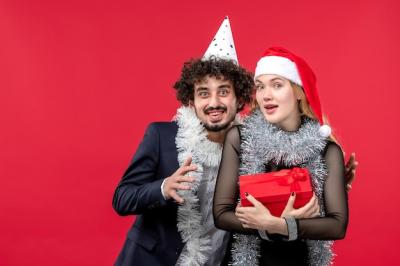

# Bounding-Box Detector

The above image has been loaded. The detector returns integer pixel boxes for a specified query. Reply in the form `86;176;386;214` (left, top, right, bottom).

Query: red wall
1;0;399;265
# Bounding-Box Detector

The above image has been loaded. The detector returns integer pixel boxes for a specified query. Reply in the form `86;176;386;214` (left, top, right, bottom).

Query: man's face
191;75;239;132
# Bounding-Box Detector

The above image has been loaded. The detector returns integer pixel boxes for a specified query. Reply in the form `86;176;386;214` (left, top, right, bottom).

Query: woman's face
255;74;301;131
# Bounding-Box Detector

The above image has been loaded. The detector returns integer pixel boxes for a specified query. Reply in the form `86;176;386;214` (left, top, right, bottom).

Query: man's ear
188;100;194;107
237;99;244;110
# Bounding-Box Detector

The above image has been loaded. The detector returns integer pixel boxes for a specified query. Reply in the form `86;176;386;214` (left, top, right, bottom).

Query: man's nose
209;93;222;107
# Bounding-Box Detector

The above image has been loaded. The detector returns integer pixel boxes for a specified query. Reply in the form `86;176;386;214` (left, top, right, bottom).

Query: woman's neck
276;114;302;132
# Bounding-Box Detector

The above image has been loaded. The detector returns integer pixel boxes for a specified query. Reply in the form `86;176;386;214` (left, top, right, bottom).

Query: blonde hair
251;81;338;143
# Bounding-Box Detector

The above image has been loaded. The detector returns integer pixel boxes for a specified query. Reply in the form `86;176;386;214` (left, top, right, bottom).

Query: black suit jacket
113;122;184;266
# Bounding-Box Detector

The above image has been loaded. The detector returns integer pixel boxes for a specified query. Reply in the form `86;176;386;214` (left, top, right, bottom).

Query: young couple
113;17;356;265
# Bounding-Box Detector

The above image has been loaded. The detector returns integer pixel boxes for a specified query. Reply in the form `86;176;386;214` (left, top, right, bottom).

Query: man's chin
203;121;231;132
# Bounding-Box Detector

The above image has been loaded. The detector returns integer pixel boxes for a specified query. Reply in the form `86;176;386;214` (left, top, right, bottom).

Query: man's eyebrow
195;87;209;91
218;84;232;89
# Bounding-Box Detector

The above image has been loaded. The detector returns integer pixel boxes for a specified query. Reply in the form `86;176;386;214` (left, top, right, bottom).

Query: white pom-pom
319;124;331;138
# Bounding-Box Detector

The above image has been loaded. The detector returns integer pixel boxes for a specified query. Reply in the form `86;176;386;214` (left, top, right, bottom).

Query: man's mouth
205;108;226;122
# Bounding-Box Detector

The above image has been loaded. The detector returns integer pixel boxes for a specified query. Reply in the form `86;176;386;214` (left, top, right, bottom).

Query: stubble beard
203;120;232;132
195;105;237;133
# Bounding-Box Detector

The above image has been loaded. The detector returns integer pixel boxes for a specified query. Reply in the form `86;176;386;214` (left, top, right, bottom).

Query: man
112;18;357;266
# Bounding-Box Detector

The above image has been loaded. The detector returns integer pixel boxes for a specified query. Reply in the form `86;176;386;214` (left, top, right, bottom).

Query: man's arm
112;123;169;216
345;152;358;191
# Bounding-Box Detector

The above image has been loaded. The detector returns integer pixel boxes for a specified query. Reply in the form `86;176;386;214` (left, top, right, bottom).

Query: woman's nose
262;86;273;101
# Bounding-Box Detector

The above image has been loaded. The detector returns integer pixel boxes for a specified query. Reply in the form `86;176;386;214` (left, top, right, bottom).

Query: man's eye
220;90;228;96
199;92;208;97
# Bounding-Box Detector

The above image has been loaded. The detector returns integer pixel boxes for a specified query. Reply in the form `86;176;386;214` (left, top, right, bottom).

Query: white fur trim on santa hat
255;56;302;86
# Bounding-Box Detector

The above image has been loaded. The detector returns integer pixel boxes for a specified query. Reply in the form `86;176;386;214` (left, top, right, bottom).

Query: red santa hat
254;47;331;138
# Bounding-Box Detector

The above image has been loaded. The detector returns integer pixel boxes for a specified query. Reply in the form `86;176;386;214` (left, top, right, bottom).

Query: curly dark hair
173;57;254;112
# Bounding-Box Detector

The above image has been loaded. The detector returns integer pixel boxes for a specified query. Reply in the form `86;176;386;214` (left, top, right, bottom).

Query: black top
213;126;349;265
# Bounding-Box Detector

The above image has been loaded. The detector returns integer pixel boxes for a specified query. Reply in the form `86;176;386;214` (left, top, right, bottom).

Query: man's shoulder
149;121;178;130
148;121;178;132
146;122;179;153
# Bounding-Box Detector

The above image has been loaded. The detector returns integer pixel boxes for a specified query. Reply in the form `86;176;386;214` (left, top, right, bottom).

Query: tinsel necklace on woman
230;109;333;266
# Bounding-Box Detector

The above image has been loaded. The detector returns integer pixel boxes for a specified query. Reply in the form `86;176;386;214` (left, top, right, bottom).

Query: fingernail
291;192;295;196
245;192;249;197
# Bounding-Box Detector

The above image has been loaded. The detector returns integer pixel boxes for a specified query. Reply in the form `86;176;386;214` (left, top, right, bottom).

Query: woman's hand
280;192;320;219
235;193;276;231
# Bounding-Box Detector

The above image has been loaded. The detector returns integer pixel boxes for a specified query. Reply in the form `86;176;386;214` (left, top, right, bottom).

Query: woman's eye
273;83;282;89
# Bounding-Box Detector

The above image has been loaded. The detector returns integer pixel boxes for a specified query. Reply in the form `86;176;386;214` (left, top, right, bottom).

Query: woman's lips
264;104;278;115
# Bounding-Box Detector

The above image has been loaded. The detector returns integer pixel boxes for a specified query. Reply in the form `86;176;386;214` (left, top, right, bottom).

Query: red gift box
239;167;313;217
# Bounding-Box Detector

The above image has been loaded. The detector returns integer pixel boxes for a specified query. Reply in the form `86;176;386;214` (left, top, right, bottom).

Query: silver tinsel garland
174;106;223;266
231;109;333;266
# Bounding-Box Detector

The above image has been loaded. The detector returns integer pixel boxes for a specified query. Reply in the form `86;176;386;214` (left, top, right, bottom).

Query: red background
1;0;399;265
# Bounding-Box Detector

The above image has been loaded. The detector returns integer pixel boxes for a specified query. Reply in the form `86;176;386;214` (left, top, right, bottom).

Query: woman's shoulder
225;125;241;147
324;140;345;163
325;140;343;153
226;124;241;137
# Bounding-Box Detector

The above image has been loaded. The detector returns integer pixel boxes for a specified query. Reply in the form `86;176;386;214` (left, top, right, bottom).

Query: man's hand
345;152;358;192
163;156;196;204
281;193;320;219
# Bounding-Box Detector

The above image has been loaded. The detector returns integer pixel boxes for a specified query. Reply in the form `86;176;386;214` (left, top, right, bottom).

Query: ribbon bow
271;167;309;192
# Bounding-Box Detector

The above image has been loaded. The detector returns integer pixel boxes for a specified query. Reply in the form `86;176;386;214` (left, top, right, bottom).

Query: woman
213;47;348;266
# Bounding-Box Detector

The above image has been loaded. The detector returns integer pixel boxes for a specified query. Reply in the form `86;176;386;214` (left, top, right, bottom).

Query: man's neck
206;130;226;143
206;124;234;144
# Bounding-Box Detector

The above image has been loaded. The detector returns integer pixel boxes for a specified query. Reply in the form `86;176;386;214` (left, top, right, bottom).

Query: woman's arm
213;126;255;234
235;142;349;240
296;142;349;240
